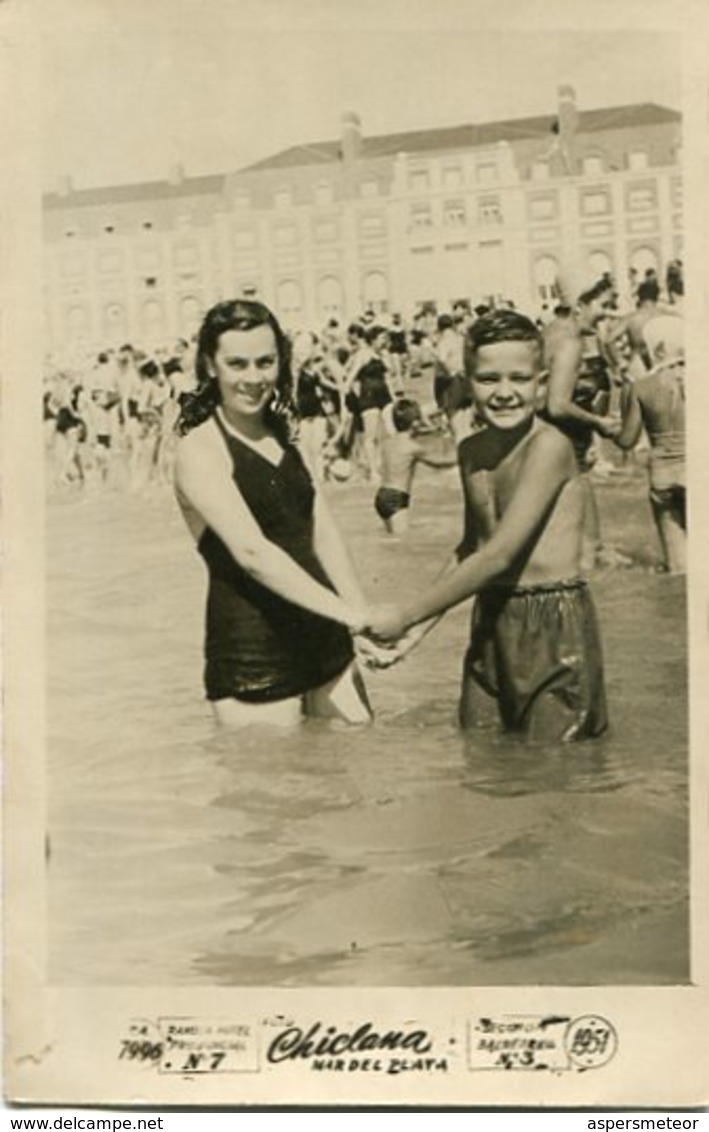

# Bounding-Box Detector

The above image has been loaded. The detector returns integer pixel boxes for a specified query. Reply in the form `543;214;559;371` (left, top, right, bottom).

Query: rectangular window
409;169;430;192
529;195;557;221
273;225;298;246
97;251;122;273
442;166;464;189
314;220;339;242
477;163;498;184
443;199;466;226
478;196;502;225
581;190;611;217
314;183;334;205
626;183;657;211
360;215;386;238
409;203;433;229
174;244;199;268
233;228;257;249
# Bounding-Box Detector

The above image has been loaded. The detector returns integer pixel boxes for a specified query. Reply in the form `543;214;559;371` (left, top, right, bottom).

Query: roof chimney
340;112;362;165
56;175;74;197
557;85;578;141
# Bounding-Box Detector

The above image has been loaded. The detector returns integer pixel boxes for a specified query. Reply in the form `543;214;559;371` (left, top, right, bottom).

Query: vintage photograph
4;0;708;1109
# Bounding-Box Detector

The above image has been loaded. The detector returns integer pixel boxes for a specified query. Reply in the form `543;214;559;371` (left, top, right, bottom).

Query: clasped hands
352;604;419;671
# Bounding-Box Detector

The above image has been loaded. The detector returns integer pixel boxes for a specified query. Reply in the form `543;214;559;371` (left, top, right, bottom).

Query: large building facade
42;87;682;353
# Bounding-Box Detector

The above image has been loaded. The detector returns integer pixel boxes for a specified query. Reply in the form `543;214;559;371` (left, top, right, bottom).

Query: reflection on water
47;476;689;986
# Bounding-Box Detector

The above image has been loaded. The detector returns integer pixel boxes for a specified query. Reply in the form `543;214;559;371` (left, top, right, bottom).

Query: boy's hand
596;415;622;439
354;635;402;670
364;603;409;642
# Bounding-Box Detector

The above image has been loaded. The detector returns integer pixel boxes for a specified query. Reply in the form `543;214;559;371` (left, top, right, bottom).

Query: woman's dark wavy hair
176;299;297;442
464;309;542;373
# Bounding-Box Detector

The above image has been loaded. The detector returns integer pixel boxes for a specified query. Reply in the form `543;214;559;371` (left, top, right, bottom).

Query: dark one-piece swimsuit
197;412;354;703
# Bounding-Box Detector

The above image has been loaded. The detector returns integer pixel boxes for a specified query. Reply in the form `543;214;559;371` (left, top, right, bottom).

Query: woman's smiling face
210;325;279;423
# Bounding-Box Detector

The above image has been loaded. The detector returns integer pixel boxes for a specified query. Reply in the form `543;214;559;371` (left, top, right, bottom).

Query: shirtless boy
374;398;457;535
366;310;608;742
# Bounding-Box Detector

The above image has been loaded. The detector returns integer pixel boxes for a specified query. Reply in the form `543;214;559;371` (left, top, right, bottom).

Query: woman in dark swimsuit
174;299;373;729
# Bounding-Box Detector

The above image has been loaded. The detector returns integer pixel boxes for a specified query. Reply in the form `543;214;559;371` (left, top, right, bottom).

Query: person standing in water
174;299;373;729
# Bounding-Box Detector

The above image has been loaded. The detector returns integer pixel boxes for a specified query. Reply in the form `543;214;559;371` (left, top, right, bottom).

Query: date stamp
468;1013;618;1073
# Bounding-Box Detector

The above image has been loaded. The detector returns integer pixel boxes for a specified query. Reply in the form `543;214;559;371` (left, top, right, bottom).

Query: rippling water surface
47;468;689;986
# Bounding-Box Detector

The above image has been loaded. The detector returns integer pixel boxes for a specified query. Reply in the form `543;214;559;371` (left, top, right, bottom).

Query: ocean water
47;469;689;986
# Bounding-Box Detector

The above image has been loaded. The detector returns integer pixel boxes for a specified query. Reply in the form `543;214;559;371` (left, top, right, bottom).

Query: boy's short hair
392;398;422;432
465;309;542;372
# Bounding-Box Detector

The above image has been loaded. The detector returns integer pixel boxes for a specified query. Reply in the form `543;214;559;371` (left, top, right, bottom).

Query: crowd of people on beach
45;256;686;739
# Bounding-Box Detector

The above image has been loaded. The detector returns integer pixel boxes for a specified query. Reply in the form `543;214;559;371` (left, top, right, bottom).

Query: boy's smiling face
470;339;542;431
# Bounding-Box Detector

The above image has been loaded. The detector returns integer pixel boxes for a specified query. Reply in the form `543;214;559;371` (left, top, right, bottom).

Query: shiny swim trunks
462;578;608;742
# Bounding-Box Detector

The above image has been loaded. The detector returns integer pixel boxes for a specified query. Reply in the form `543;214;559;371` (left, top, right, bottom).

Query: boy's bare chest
464;461;519;530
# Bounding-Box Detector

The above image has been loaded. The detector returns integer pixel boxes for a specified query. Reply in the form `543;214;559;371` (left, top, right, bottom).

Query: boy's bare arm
367;431;572;638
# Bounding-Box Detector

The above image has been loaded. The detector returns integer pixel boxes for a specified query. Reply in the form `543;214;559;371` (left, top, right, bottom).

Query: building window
137;248;160;272
315;220;338;242
360;180;379;198
179;295;203;336
144;277;157;289
409;203;433;230
360;214;386;238
531;161;549;182
529;195;557;221
142;220;153;231
317;275;343;318
581;189;611;217
628;150;648;172
478;196;502;225
409;169;430;192
233;228;257;249
97;250;122;273
103;223;115;234
277;279;304;319
443;199;466;226
274;188;293;209
534;255;559;304
627;183;657;212
314;182;334;206
174;243;199;268
582;154;605;176
362;270;388;313
411;246;434;255
59;251;84;278
64;227;77;239
589;250;613;278
477;162;498;184
442;166;464;189
629;246;659;277
273;224;298;246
